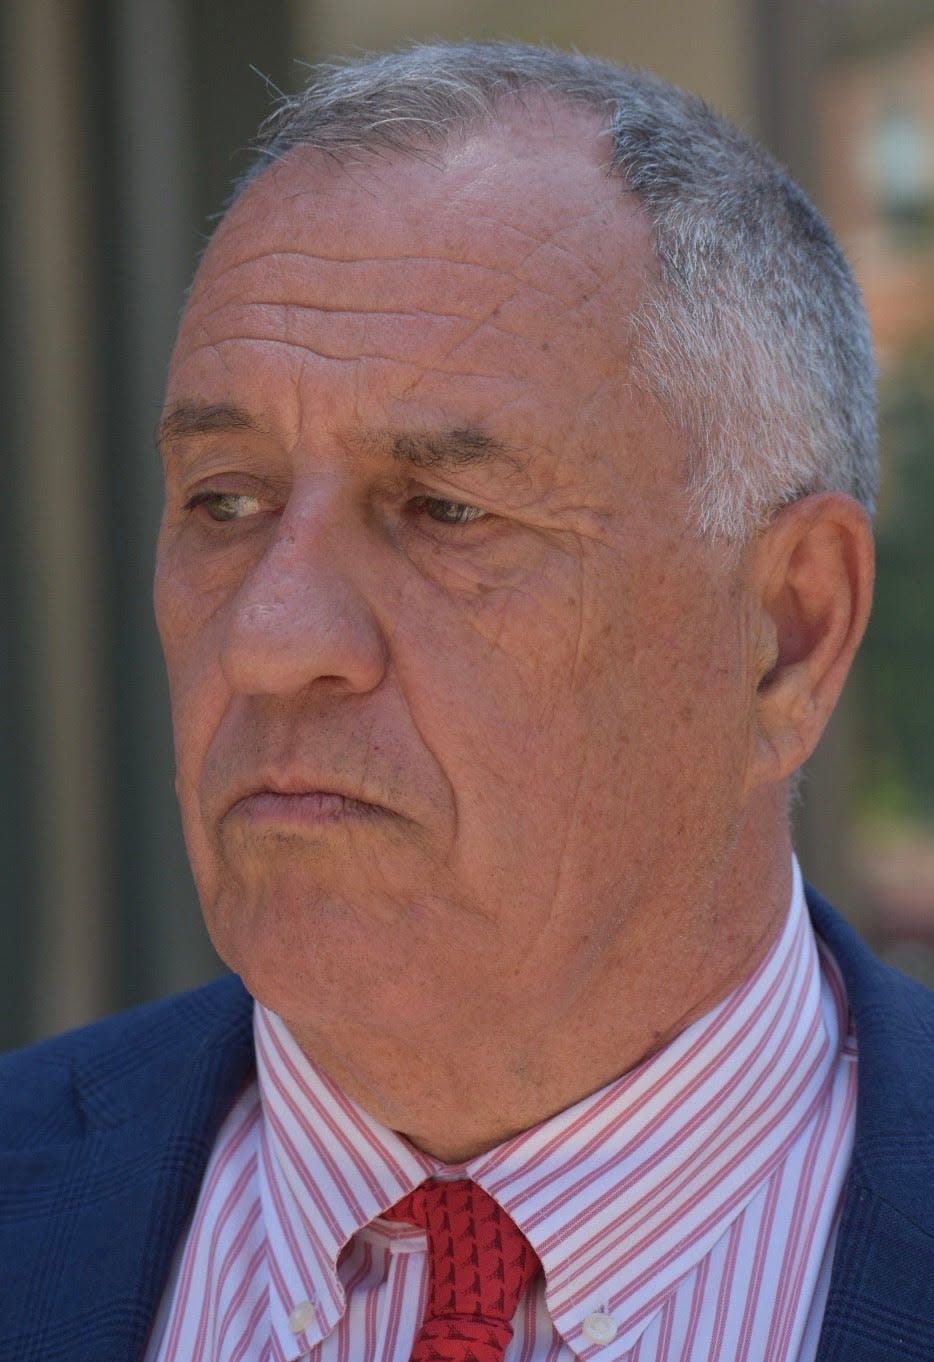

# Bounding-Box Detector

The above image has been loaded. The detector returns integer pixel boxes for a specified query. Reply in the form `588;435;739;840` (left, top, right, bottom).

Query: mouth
226;785;390;830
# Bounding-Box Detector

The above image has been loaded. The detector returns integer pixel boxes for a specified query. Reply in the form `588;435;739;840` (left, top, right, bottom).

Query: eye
184;490;265;522
411;495;487;526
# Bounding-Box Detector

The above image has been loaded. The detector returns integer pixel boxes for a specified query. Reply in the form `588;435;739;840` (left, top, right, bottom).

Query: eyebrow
159;400;521;474
386;426;517;471
158;401;263;448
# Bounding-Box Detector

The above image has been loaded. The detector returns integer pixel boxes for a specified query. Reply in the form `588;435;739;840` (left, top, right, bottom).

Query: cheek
155;566;232;845
154;532;243;674
564;558;750;800
393;572;608;915
395;561;586;764
619;619;750;841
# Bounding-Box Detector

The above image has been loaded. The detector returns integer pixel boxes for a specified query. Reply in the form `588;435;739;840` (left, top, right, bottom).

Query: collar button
582;1311;618;1346
288;1299;316;1334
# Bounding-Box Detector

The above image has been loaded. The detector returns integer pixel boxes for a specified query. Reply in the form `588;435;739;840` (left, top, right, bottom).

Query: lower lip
231;791;384;827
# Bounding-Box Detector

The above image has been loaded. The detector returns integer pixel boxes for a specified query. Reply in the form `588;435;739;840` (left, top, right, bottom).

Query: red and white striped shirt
146;860;857;1362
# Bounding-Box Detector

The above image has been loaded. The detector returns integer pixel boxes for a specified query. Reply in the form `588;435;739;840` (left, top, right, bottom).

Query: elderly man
2;40;933;1362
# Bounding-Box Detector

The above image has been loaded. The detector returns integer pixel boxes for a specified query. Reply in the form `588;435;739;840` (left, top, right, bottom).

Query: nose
220;505;389;698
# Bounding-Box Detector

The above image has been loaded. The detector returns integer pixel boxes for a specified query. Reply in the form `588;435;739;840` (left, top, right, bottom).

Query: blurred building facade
1;0;932;1047
818;6;934;981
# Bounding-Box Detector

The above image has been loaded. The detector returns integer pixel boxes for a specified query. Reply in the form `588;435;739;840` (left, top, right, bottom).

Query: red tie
382;1178;542;1362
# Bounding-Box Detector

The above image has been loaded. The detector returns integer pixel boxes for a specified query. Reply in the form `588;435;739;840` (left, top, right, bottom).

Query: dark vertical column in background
0;5;38;1047
754;0;822;193
1;0;114;1042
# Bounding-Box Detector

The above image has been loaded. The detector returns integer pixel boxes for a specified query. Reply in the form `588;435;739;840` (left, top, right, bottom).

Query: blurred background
1;0;932;1048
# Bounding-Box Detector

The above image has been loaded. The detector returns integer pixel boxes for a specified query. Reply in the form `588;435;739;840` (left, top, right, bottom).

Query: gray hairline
232;42;878;540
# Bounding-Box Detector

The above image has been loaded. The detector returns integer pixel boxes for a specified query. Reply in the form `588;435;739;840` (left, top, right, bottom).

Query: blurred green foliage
857;341;934;823
826;0;934;58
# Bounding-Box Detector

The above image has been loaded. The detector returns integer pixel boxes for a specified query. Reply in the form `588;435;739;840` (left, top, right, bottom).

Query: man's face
155;108;760;1049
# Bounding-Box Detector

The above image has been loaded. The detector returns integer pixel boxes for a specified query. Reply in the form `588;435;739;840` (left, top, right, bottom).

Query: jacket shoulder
0;973;252;1147
807;884;934;1053
808;886;934;1209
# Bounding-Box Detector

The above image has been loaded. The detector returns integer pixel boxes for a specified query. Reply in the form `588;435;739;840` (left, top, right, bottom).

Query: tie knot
383;1178;541;1359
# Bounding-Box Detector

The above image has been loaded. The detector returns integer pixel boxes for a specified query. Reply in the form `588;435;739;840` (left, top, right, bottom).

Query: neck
286;825;794;1163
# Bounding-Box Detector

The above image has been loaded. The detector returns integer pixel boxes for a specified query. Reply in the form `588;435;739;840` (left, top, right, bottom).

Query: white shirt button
288;1299;316;1334
582;1311;618;1345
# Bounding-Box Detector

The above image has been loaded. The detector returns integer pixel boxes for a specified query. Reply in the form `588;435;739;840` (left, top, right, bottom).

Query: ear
745;492;874;791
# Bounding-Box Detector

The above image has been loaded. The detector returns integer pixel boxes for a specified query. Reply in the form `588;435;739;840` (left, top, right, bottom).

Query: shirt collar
466;858;840;1354
256;858;839;1360
255;1005;441;1357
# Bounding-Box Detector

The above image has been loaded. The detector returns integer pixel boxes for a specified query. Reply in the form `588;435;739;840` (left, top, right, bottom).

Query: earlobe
746;493;874;791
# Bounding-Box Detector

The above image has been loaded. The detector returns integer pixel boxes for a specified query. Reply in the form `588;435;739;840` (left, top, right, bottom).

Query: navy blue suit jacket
1;887;933;1361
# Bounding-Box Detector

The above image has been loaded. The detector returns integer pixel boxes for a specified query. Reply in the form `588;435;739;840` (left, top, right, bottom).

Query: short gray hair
238;41;878;538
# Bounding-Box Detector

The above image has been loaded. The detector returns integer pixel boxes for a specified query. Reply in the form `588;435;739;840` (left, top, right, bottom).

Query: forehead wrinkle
207;299;475;322
190;249;568;314
200;247;515;271
176;334;521;385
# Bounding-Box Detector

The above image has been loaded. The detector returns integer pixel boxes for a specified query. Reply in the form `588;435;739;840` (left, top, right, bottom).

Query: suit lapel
809;888;934;1361
0;976;254;1362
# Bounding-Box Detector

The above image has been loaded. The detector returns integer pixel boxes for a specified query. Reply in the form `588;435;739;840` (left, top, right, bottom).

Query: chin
205;881;385;1001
